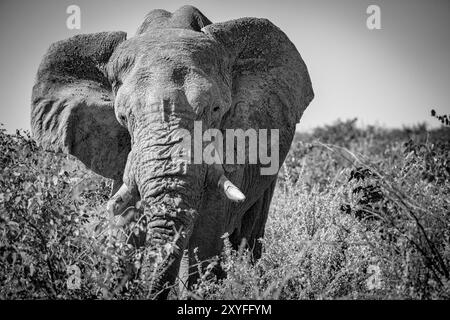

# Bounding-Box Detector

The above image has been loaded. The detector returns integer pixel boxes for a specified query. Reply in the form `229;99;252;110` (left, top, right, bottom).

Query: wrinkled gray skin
31;6;314;299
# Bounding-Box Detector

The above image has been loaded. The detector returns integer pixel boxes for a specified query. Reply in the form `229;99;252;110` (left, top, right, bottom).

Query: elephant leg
230;179;277;260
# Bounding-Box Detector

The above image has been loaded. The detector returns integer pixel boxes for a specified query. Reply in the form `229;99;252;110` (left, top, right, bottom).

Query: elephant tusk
218;174;246;203
106;183;134;216
207;137;246;203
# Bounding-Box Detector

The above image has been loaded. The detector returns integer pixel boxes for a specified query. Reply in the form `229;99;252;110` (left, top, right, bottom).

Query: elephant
30;5;314;298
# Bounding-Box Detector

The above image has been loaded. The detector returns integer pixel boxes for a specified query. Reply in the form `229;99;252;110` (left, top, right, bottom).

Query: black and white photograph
0;0;449;307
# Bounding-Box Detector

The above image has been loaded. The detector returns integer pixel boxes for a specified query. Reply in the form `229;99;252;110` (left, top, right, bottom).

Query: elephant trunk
130;127;205;298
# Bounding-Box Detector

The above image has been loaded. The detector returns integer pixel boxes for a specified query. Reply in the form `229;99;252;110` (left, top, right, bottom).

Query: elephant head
31;6;313;297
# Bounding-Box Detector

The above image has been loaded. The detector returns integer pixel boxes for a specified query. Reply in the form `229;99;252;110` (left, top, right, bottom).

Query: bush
0;126;174;299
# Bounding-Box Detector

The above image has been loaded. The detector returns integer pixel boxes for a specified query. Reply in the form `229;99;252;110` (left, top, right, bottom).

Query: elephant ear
202;18;314;173
31;31;131;181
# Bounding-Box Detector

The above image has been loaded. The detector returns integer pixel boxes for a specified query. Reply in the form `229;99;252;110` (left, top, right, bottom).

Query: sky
0;0;449;133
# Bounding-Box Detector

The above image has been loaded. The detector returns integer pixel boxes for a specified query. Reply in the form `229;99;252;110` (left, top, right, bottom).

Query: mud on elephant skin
31;5;314;298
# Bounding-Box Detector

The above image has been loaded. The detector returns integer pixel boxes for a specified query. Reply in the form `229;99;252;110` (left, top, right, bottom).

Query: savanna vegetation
1;113;449;299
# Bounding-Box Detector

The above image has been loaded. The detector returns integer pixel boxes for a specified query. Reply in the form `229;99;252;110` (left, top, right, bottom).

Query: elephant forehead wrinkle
127;30;219;63
139;29;215;47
